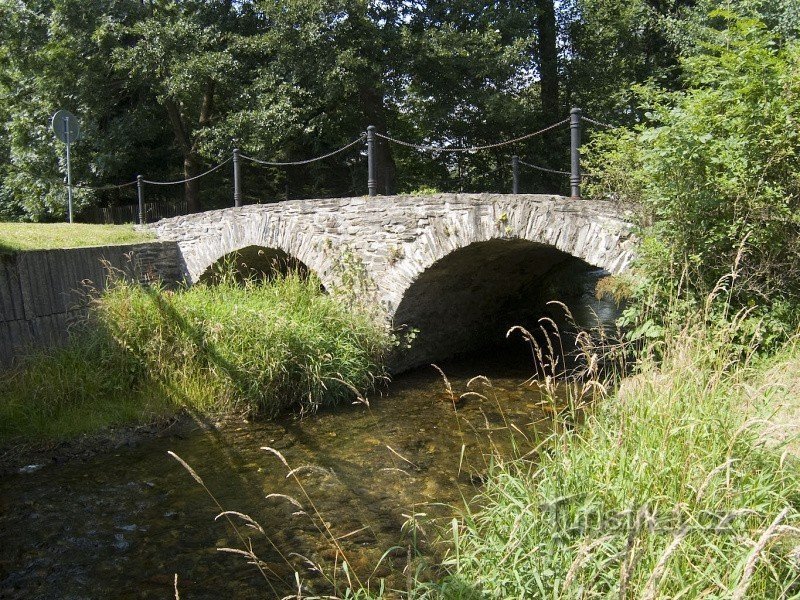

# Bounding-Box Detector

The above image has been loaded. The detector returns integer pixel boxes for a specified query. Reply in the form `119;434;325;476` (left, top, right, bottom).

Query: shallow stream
0;353;559;599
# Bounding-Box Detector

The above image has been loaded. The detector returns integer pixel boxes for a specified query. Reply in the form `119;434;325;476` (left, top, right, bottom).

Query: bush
585;11;800;346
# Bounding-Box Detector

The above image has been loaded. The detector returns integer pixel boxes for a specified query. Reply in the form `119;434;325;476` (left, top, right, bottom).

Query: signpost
51;109;81;223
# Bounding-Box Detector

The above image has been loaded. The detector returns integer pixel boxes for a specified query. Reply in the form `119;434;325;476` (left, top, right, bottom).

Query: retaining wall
0;242;184;366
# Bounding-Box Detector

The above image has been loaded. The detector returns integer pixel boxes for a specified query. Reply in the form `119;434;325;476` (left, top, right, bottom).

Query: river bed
0;354;559;599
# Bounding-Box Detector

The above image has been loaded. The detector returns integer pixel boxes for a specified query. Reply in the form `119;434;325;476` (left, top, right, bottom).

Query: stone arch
384;202;634;371
164;208;339;291
379;199;634;316
198;245;315;285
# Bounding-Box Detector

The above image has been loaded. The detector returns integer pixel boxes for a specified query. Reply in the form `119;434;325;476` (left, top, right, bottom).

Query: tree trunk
183;152;202;213
535;0;559;124
164;79;215;213
359;85;396;195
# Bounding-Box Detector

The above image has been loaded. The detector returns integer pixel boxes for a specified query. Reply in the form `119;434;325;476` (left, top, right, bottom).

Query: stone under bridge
150;193;636;371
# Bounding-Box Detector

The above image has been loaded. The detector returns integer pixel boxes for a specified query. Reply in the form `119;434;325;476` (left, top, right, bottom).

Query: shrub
585;11;800;346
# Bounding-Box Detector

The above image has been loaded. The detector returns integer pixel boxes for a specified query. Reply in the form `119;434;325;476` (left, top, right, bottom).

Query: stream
0;352;562;599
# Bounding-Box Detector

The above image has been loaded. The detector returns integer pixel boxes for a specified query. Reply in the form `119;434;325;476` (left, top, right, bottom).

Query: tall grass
95;270;391;417
0;333;166;440
0;271;392;442
418;321;800;598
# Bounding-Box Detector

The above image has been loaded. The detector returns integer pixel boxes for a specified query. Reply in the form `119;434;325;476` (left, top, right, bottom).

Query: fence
73;107;614;225
81;199;188;224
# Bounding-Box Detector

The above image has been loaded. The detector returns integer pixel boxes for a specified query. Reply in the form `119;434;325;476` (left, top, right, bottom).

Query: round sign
51;109;81;143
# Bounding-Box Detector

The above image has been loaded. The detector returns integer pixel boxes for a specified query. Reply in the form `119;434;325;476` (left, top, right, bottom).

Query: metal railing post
367;125;377;197
570;107;582;199
64;116;74;224
512;155;520;194
137;175;145;225
233;148;242;207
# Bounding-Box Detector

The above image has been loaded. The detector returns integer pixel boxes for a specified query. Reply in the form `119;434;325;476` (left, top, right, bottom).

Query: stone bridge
151;193;635;370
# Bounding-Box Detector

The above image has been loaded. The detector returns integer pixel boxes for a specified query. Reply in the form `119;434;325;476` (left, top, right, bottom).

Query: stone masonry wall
151;193;635;310
0;242;183;366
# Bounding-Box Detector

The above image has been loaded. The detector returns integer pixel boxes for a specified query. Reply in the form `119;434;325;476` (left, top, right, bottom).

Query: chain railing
55;107;615;224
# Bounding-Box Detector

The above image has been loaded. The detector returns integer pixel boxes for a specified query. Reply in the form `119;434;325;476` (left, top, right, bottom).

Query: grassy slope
418;330;800;599
0;222;154;253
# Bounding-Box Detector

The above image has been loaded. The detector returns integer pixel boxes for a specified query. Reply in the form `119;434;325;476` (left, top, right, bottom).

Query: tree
109;0;255;212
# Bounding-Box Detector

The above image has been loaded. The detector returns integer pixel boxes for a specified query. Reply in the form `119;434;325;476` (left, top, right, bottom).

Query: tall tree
110;0;254;212
535;0;560;123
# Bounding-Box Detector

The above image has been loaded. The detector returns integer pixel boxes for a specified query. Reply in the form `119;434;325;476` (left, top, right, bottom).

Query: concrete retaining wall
0;242;184;366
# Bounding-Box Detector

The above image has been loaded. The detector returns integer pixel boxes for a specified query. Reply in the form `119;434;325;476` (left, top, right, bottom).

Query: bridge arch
389;239;614;371
198;245;315;284
380;201;634;371
161;207;340;291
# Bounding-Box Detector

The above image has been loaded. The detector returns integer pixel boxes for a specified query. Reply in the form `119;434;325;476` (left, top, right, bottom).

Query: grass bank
0;222;154;253
415;324;800;598
0;272;392;442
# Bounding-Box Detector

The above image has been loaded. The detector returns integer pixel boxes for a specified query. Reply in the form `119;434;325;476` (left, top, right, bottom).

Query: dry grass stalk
431;363;458;407
641;526;690;600
732;507;791;600
563;535;614;591
695;458;737;502
386;445;420;470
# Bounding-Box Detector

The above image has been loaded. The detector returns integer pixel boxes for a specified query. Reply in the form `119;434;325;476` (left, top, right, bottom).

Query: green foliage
586;11;800;347
0;331;158;440
94;271;391;417
420;324;800;598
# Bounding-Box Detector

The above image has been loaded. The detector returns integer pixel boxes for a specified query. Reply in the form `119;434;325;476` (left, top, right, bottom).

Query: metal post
63;116;73;223
367;125;377;197
233;148;242;207
570;107;582;199
137;175;145;225
512;155;520;194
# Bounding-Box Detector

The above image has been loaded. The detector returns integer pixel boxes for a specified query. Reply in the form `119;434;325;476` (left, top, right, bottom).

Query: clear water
0;354;558;599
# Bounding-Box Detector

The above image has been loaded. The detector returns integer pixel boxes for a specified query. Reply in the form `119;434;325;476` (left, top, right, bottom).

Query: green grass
0;222;154;253
0;272;392;442
413;324;800;599
0;334;171;440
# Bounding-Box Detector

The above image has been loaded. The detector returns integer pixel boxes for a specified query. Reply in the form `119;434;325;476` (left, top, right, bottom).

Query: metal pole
233;148;242;207
63;116;74;223
367;125;377;197
570;107;582;199
512;155;519;194
137;175;145;225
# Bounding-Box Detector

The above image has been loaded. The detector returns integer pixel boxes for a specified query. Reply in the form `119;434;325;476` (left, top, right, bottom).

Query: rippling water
0;353;559;599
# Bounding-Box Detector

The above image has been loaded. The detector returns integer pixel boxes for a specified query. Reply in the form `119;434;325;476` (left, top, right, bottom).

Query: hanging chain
240;135;366;167
69;179;139;191
142;157;232;186
373;118;570;153
582;116;616;129
518;160;571;176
